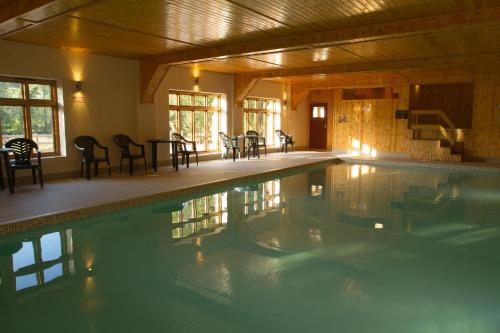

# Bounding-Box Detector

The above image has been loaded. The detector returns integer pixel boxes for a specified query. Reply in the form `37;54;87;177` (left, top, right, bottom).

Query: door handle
324;123;327;129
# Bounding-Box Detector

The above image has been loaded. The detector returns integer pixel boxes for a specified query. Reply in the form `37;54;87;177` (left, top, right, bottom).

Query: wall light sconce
74;81;85;103
193;76;200;92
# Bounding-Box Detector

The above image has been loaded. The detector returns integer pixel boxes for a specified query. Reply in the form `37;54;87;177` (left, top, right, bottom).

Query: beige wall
146;66;234;161
0;40;139;175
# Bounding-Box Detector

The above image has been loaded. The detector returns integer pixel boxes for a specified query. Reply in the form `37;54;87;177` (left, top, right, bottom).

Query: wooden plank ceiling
2;0;500;87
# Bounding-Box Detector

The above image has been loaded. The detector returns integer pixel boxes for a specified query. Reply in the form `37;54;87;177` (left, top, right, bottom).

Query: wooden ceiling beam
239;54;500;82
0;0;56;23
141;5;500;103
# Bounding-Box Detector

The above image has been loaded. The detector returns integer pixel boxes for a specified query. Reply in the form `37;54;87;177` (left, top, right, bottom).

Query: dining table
0;147;14;193
147;139;180;172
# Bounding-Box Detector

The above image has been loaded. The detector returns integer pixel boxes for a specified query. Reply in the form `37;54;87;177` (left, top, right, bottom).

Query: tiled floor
0;151;339;225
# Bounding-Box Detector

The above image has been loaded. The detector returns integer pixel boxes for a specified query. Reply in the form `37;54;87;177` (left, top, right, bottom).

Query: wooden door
309;103;327;150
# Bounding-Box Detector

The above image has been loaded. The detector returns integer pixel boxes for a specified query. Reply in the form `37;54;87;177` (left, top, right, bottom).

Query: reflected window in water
244;180;280;215
171;192;228;240
13;229;74;292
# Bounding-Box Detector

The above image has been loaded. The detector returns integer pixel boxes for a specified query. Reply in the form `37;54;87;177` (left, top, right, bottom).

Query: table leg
152;142;158;172
0;155;4;190
2;153;14;193
242;137;246;158
171;142;179;171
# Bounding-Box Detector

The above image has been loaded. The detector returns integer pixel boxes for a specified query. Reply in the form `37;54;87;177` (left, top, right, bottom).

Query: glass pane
208;194;218;213
248;112;256;131
169;110;178;134
169;94;177;105
194;95;206;106
207;111;219;151
182;200;194;220
28;84;52;100
16;273;38;291
41;232;62;262
194;111;206;151
313;107;319;118
208;95;219;107
243;99;248;108
248;99;257;109
179;95;192;106
267;100;274;111
30;106;54;152
267;112;273;145
13;242;35;272
257;113;265;135
319;107;325;118
0;81;22;99
274;114;281;147
44;263;63;283
180;111;192;140
0;106;25;146
258;100;266;109
195;197;207;216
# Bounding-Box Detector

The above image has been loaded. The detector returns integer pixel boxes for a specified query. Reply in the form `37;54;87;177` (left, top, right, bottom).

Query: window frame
243;96;280;147
12;229;74;293
171;192;228;240
168;90;222;152
0;76;60;156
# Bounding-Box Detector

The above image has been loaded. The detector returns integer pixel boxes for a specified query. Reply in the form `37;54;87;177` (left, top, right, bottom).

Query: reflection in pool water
1;163;500;333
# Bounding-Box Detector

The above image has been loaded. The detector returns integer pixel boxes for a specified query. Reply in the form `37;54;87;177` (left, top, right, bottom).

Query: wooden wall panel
409;83;474;128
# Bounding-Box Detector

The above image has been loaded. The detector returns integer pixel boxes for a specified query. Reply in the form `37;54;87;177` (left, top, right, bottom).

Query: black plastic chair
245;135;260;160
246;130;266;156
5;138;43;188
114;134;147;175
276;130;294;153
74;136;111;180
171;133;199;167
219;132;240;162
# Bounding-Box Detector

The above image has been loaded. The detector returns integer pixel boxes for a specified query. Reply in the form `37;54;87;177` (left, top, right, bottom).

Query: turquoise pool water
1;163;500;333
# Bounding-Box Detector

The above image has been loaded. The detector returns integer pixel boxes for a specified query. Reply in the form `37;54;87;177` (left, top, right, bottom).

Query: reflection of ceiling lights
362;104;372;113
374;223;384;229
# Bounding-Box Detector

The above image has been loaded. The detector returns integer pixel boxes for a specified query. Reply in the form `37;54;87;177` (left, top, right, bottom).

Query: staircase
408;110;463;162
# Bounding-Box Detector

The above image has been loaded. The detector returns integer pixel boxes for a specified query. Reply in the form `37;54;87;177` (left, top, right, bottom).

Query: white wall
0;40;139;175
0;40;311;179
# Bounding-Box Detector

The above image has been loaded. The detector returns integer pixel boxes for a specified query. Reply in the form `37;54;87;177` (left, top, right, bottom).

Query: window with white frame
243;97;281;147
168;91;221;152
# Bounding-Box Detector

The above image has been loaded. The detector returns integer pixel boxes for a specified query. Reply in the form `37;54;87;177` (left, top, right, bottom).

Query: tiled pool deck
0;151;340;234
1;151;500;235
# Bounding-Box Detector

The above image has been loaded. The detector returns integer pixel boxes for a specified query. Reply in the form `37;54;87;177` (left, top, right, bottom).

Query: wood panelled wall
409;83;474;128
308;87;412;156
306;76;500;160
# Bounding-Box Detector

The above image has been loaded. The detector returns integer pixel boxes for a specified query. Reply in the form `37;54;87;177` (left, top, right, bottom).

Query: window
242;179;281;215
0;77;60;155
243;97;281;146
312;106;325;118
168;91;221;152
171;192;228;240
12;229;74;292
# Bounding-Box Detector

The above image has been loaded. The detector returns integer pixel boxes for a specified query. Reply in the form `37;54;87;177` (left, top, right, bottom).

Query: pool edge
0;157;342;237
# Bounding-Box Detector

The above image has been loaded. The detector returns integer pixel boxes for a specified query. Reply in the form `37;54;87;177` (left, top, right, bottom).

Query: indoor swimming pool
1;162;500;333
